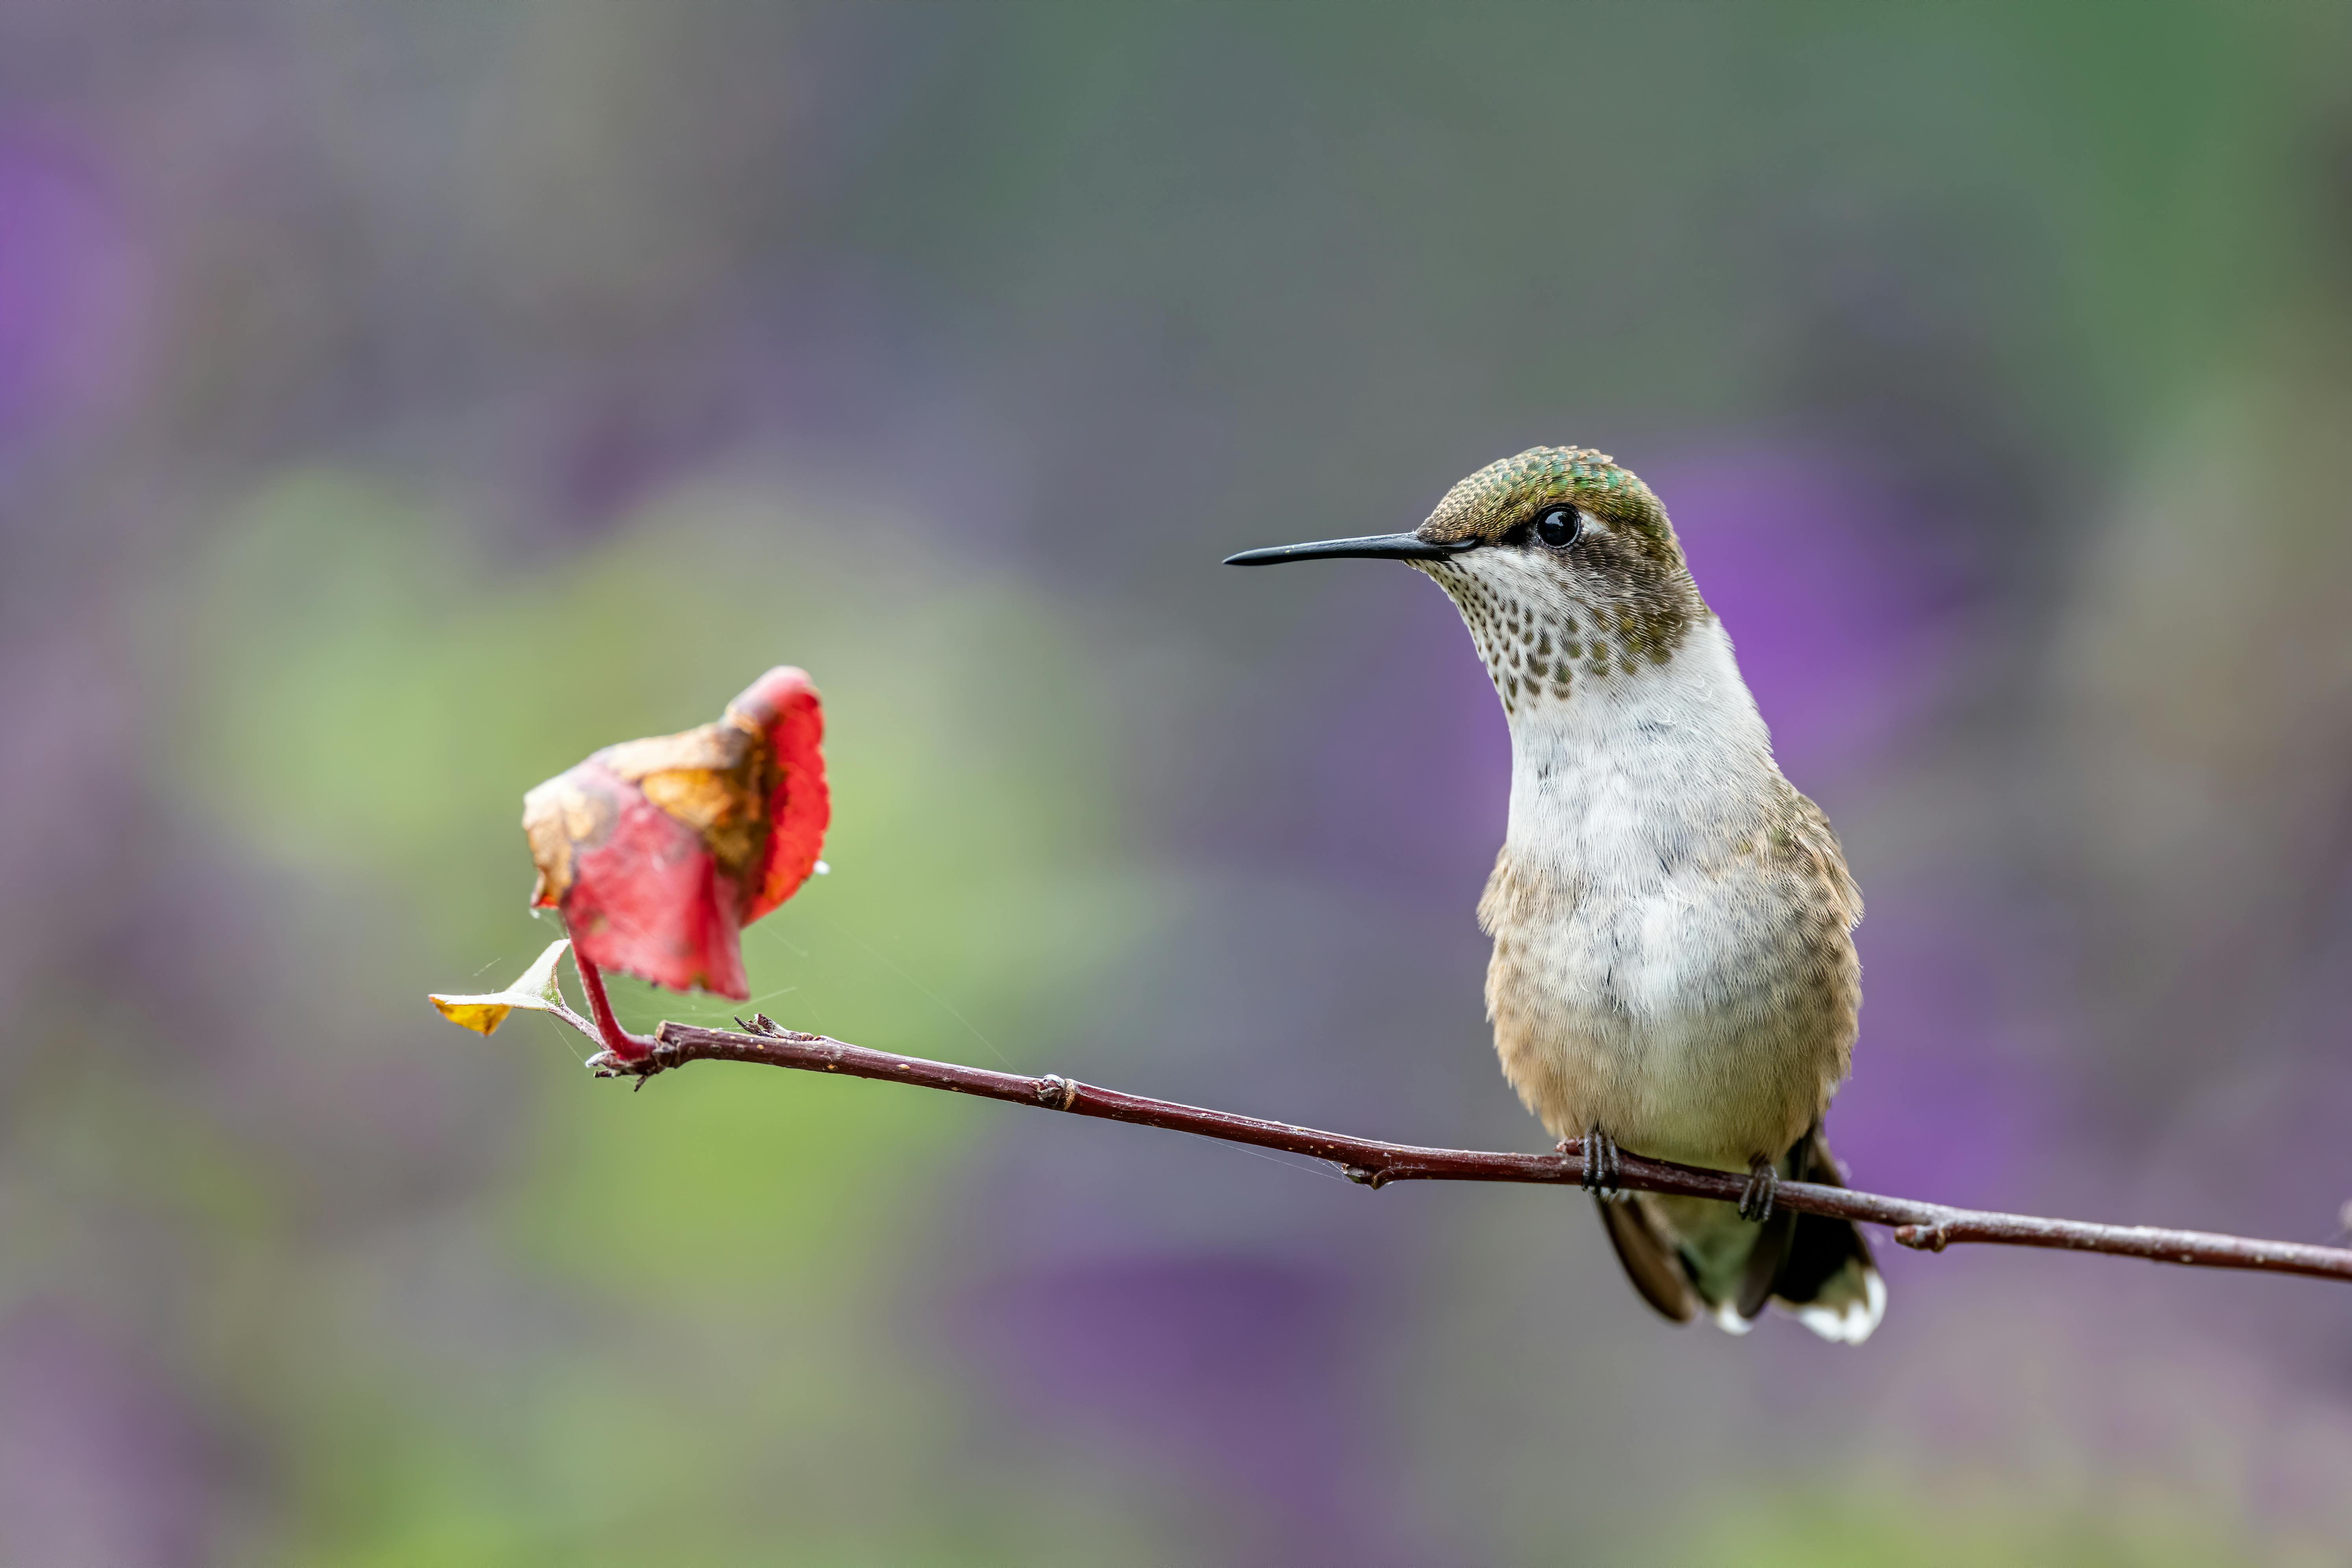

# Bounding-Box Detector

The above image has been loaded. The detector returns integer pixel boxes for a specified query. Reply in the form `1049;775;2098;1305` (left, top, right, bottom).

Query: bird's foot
1567;1126;1622;1198
1737;1158;1777;1224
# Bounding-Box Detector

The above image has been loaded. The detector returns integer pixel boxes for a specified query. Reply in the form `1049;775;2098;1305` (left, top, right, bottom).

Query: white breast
1504;616;1771;898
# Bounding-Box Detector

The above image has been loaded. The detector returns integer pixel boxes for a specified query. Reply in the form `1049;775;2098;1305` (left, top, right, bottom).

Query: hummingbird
1228;446;1883;1341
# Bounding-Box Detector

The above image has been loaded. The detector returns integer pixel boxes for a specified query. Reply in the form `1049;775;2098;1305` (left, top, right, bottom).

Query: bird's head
1227;446;1709;717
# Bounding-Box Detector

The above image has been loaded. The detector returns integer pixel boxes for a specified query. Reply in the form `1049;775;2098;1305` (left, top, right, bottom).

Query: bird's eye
1534;505;1582;548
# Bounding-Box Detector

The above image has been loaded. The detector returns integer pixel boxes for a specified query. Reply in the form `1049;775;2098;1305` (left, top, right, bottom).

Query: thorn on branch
735;1013;822;1046
588;1041;676;1088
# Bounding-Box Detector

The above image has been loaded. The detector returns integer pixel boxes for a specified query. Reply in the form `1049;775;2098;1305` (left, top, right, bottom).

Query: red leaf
727;665;830;922
521;667;830;1000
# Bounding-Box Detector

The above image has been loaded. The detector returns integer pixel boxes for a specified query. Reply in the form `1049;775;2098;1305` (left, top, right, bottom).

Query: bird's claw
1569;1126;1622;1198
1738;1158;1777;1223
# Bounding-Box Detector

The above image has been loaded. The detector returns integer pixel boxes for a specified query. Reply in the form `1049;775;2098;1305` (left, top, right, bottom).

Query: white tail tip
1792;1267;1886;1345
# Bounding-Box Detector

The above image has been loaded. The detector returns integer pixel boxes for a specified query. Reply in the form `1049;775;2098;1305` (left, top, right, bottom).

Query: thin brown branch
568;1014;2352;1285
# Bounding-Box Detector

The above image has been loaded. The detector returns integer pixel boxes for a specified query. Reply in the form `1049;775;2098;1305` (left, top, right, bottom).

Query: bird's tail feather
1594;1127;1885;1344
1772;1128;1884;1343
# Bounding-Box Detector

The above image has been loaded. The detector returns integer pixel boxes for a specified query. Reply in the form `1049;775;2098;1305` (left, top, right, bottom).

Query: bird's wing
1595;1195;1696;1323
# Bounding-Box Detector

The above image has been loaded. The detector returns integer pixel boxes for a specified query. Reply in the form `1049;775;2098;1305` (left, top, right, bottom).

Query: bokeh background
6;3;2352;1562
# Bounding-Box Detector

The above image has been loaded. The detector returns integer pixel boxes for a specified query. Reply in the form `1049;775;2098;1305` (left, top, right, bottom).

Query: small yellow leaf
429;938;573;1036
429;995;517;1035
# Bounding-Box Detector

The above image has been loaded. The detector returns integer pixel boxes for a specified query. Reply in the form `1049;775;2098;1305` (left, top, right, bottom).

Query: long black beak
1223;532;1476;566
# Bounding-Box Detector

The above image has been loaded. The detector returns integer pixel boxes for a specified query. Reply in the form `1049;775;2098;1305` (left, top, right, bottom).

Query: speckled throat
1408;447;1710;720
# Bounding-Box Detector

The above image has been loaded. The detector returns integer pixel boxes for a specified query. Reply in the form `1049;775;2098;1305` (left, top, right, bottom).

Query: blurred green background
5;4;2352;1563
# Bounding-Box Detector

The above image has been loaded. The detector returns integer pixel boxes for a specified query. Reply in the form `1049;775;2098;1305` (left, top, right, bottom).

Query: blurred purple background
5;5;2352;1562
